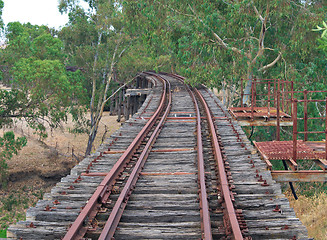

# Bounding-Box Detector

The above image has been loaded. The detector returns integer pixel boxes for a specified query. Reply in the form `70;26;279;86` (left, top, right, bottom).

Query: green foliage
3;22;54;66
0;132;26;188
11;59;74;133
0;0;3;29
0;190;31;231
123;0;326;98
31;34;64;60
0;19;88;176
313;21;327;55
0;229;6;238
0;20;88;136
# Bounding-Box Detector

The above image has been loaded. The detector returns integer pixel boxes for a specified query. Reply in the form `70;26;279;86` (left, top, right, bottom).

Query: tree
0;132;26;188
10;58;84;137
124;0;326;106
59;0;132;156
1;21;86;138
313;21;327;54
0;20;86;186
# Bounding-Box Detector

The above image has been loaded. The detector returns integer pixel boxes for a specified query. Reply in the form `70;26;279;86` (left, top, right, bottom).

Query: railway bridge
8;73;308;239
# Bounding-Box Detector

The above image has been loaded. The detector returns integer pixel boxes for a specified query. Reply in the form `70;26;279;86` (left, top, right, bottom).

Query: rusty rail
188;87;213;239
63;74;169;240
98;73;172;239
164;72;214;239
153;72;214;239
195;88;244;240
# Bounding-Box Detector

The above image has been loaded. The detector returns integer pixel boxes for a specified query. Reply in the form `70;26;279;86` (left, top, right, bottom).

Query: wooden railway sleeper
63;74;169;240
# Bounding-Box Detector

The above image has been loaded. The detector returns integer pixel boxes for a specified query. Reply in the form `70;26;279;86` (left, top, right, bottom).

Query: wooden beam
271;170;327;182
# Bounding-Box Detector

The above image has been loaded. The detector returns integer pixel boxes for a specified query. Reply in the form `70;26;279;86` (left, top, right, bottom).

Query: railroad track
8;73;308;239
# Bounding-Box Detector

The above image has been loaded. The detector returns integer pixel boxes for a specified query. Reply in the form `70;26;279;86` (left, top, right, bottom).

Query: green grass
0;229;6;238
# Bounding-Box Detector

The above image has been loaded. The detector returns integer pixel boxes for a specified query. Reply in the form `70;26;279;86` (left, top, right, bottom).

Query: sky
2;0;88;30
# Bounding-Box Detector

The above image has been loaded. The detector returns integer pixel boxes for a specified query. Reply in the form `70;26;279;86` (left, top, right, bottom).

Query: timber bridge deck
8;73;308;240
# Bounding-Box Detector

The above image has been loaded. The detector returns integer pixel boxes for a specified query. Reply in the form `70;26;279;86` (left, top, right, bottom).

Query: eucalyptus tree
124;0;326;106
59;0;132;156
0;21;85;186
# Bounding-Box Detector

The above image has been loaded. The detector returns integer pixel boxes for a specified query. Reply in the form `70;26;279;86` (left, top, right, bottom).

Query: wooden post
126;96;130;120
117;89;122;122
136;77;140;88
293;99;298;162
132;96;137;115
303;89;308;141
109;89;114;115
124;96;129;121
114;92;118;115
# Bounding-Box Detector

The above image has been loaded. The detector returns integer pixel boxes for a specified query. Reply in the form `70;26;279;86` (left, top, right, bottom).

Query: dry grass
287;192;327;240
0;113;121;232
3;113;121;179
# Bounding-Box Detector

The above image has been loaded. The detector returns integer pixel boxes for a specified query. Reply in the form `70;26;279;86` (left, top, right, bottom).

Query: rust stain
140;172;196;176
151;148;194;152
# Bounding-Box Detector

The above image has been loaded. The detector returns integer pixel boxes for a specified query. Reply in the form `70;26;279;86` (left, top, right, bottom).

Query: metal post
290;81;294;114
304;89;308;141
268;81;271;120
274;79;277;108
251;80;254;121
281;80;285;112
325;97;327;160
276;79;281;141
254;79;257;107
241;78;244;107
293;99;298;162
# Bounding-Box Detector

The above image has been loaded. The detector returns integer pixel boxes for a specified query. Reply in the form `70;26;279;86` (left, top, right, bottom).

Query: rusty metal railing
291;97;327;161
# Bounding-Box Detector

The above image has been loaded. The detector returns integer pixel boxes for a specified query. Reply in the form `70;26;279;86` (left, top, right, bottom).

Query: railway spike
273;205;281;212
282;225;289;230
44;205;51;211
26;222;36;228
261;180;269;186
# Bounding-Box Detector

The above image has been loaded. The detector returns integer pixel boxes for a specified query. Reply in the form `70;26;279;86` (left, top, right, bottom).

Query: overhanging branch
259;52;282;72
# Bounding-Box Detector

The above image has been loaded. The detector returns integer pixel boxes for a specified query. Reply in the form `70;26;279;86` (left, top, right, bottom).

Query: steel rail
63;74;168;240
98;73;172;239
194;88;244;240
188;86;213;239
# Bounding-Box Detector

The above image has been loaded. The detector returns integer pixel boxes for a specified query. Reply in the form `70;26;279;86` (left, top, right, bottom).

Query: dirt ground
0;113;121;231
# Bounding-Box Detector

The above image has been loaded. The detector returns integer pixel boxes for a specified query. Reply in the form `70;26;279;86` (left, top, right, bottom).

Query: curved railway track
8;73;308;240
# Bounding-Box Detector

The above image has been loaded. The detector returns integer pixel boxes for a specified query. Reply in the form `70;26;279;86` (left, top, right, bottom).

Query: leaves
0;132;27;187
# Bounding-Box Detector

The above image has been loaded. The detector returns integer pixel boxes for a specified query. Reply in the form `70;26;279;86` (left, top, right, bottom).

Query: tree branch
188;4;244;56
250;4;269;66
103;77;136;105
258;52;282;72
